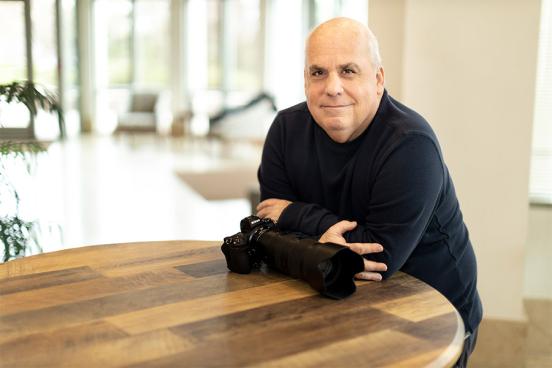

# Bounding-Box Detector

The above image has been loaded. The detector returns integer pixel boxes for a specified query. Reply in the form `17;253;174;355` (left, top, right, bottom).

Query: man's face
304;31;384;143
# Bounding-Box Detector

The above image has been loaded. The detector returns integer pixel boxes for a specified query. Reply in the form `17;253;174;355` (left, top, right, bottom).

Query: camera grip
221;233;256;274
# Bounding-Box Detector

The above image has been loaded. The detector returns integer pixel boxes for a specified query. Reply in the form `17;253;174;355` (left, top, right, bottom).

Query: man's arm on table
257;117;341;232
259;134;444;280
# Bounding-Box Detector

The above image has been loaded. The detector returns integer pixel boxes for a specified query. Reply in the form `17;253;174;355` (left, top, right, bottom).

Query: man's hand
256;198;292;223
319;220;388;281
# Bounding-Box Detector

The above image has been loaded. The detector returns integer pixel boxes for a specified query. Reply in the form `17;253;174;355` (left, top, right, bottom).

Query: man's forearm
277;201;341;236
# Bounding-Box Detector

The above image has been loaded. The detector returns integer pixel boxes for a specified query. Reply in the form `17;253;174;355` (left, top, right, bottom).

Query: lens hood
257;231;364;299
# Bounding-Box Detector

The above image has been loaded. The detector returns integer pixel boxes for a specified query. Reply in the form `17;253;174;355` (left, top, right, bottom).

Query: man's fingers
256;208;270;218
355;272;383;281
364;259;387;272
348;242;383;255
256;199;291;220
330;220;357;234
319;220;357;244
256;199;277;211
348;243;387;280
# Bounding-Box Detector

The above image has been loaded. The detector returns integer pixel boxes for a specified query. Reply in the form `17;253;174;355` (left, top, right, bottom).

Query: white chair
116;91;172;134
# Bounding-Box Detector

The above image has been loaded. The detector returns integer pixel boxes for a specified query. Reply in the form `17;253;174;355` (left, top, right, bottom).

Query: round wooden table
0;241;464;367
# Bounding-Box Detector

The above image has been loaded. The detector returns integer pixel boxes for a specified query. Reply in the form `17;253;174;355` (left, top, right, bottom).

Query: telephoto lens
256;231;364;299
221;216;365;299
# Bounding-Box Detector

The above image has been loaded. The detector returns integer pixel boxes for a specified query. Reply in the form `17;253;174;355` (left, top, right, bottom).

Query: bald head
303;17;385;143
305;17;382;69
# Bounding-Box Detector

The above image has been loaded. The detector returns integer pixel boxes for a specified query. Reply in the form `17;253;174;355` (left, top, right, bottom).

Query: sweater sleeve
258;116;298;202
277;201;340;236
345;134;444;279
259;113;343;235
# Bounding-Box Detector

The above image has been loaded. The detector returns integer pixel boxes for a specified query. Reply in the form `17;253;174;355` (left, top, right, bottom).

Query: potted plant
0;80;62;261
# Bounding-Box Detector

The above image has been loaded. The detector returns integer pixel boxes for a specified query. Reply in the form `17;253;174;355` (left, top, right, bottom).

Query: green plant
0;81;61;120
0;81;62;262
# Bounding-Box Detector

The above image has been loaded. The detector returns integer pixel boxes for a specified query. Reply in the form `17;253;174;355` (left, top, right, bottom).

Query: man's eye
342;68;355;74
311;70;324;77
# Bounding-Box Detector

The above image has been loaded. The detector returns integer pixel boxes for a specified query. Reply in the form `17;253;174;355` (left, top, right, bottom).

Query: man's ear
376;66;385;95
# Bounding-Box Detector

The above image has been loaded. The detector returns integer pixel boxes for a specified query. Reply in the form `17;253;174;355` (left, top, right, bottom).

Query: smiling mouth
321;104;352;108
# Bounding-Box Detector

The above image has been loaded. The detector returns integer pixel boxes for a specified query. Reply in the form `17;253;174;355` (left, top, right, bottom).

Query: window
226;0;262;92
0;1;27;84
95;0;132;87
0;1;30;129
32;0;57;88
93;0;171;133
135;0;170;89
94;0;170;89
205;0;262;105
207;0;222;90
530;0;552;204
264;0;305;109
60;0;81;135
312;0;368;27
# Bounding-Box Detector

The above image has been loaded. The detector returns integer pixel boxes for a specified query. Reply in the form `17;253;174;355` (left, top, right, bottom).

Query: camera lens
318;258;342;286
256;230;363;299
224;215;364;299
318;259;333;277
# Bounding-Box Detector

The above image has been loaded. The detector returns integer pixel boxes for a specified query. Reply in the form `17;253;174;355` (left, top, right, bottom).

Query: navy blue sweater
258;91;482;333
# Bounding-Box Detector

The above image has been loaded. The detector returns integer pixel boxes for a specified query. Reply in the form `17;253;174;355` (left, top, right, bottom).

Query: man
256;17;482;366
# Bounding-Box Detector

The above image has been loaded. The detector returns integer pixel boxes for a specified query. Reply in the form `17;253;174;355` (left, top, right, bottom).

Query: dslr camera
221;215;364;299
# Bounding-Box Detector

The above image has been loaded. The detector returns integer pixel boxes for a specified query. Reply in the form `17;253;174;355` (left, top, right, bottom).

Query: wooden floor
470;299;552;368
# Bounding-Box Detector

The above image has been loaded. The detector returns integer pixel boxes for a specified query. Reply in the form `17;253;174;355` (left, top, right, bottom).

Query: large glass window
264;0;305;109
60;0;81;135
93;0;171;133
1;0;78;137
206;0;262;95
95;0;132;87
0;1;30;129
312;0;368;28
227;0;262;92
0;1;27;84
31;0;60;139
95;0;171;89
32;0;57;88
135;0;170;89
207;0;221;89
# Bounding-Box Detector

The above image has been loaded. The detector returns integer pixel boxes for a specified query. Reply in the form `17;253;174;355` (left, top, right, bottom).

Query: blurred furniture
208;92;277;142
115;91;172;134
0;240;464;367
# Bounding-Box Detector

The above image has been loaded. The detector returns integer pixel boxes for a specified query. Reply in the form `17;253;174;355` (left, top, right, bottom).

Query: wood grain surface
0;241;464;367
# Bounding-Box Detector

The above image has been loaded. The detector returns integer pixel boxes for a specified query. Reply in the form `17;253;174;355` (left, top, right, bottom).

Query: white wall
367;0;406;99
370;0;541;321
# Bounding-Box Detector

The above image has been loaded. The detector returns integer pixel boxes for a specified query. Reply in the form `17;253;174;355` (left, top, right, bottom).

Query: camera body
221;215;365;299
221;216;275;274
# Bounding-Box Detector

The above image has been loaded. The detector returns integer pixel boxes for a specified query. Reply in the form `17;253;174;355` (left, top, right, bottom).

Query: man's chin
326;130;352;143
316;122;350;143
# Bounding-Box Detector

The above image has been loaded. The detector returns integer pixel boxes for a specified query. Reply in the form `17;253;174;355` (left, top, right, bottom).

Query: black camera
221;215;364;299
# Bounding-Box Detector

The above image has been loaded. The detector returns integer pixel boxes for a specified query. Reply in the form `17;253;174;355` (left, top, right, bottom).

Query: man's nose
325;72;343;96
